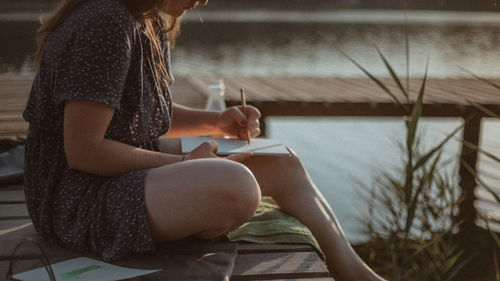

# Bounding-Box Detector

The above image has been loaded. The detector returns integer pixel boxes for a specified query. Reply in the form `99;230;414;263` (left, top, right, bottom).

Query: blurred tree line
0;0;499;12
344;0;499;10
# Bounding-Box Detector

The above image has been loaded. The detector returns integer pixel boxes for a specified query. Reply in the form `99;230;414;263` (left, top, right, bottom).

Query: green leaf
449;91;500;119
445;251;471;281
460;66;500;91
404;176;426;234
405;20;410;96
406;59;428;152
337;48;409;112
410;221;462;258
462;139;500;163
469;101;500;119
376;46;408;99
406;153;441;236
413;122;464;170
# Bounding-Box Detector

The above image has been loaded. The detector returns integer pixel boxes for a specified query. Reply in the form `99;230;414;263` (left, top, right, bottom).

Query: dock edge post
456;113;488;278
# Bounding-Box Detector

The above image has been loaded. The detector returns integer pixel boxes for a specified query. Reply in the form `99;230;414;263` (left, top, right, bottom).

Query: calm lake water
1;9;499;242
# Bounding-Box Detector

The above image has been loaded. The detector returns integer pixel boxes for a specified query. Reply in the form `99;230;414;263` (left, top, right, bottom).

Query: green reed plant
339;46;467;280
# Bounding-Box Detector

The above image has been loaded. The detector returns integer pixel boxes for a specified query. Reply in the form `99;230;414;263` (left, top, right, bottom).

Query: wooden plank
337;78;392;102
326;78;376;102
229;77;279;101
0;219;87;268
0;127;28;136
0;245;84;279
237;243;313;254
1;225;240;281
1;260;44;280
0;120;28;128
0;96;29;101
0;204;29;220
0;183;24;191
0;190;25;204
0;220;39;257
298;77;355;102
262;277;335;281
250;100;494;118
0;262;334;281
0;219;32;230
0;113;24;121
3;76;500;109
446;79;500;101
254;77;302;101
429;80;491;104
231;251;329;280
0;220;32;236
0;106;27;113
447;79;500;97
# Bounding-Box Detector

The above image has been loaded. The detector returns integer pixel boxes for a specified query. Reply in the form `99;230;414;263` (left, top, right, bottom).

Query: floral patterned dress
23;0;173;261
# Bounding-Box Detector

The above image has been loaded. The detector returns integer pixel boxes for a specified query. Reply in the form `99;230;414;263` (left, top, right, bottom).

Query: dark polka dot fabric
22;0;173;261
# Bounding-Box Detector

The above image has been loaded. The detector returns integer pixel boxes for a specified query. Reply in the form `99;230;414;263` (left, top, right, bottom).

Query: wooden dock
1;73;500;279
0;182;332;280
2;74;500;134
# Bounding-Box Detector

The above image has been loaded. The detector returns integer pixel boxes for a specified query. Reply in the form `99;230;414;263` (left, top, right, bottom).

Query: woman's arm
166;103;221;137
64;100;183;177
167;103;261;139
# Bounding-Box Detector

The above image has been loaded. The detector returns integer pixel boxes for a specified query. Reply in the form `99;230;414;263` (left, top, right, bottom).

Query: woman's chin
175;9;187;18
163;9;186;18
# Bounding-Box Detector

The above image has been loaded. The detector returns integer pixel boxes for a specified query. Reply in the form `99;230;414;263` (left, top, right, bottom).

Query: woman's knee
282;147;304;169
211;159;261;227
144;158;261;241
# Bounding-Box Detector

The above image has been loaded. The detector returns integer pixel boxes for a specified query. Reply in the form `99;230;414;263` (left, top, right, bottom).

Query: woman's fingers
240;127;260;139
248;119;260;130
237;106;261;139
185;141;219;161
198;140;218;153
251;127;261;138
232;106;261;126
243;107;260;135
243;119;261;138
226;106;248;127
244;106;261;121
218;105;261;139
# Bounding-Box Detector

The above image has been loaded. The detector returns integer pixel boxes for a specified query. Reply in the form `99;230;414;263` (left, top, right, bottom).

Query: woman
23;0;386;280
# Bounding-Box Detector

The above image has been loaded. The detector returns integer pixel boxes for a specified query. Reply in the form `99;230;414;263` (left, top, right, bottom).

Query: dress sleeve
53;14;134;110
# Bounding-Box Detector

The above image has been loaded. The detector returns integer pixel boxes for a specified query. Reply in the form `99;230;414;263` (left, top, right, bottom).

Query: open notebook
181;137;291;156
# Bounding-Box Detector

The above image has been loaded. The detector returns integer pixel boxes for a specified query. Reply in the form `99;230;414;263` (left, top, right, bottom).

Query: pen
240;88;251;145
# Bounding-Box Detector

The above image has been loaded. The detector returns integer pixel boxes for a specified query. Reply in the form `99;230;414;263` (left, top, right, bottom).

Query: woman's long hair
35;0;180;85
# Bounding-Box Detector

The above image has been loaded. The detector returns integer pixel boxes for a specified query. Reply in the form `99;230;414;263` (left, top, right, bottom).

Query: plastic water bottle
205;80;226;111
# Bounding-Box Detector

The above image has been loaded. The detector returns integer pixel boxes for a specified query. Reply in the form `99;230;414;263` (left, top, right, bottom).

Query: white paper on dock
181;137;290;156
12;257;161;281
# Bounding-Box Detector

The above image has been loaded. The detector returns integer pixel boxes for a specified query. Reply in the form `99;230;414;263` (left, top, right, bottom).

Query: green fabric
227;196;325;260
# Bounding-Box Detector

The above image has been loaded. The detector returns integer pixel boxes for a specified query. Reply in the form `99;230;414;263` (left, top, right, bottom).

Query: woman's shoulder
68;0;135;32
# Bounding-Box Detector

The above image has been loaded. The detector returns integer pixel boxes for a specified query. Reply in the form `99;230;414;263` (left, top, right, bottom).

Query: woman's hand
184;140;253;163
183;141;218;161
217;106;261;140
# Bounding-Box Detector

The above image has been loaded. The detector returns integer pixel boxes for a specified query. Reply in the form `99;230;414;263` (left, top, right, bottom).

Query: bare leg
243;149;386;281
157;138;384;280
145;138;261;242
